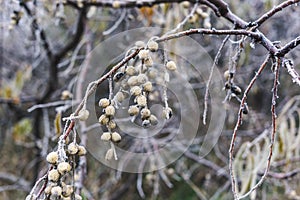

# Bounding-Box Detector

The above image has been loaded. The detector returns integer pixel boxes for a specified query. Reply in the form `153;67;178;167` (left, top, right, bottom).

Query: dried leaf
54;112;62;136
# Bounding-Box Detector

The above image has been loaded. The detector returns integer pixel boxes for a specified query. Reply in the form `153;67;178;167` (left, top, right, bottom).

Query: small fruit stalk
223;69;248;114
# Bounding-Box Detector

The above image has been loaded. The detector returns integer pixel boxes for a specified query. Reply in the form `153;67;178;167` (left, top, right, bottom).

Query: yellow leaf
54;112;62;136
15;70;24;90
139;7;154;25
3;86;13;98
12;118;32;142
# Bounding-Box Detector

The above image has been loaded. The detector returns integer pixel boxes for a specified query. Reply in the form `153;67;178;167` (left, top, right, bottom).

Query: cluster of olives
38;143;86;199
96;39;178;160
110;39;177;127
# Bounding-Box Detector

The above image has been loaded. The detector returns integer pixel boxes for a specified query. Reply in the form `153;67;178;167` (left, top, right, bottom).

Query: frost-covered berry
199;11;209;19
108;120;117;129
51;186;62;197
166;168;175;175
144;57;153;67
223;70;230;80
45;185;52;194
143;81;153;92
188;14;198;23
140;108;151;119
112;1;120;8
130;86;142;96
137;74;148;84
147;40;159;51
99;114;109;125
78;109;89;121
46;151;58;164
61;90;73;100
105;105;115;116
149;114;158;125
127;76;139;86
111;132;121;142
77;145;87;156
166;61;177;71
163;107;173;119
142;119;151;127
125;66;136;76
99;98;110;108
148;68;158;79
182;1;190;8
48;169;60;182
57;162;72;174
128;105;139;116
101;132;111;141
231;85;242;95
62;185;74;197
135;41;145;48
67;142;78;155
136;95;147;107
113;72;125;82
138;49;149;59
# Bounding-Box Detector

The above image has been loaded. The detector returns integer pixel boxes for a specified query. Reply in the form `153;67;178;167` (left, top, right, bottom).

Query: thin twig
75;39;91;195
66;0;202;8
283;59;300;86
203;35;230;125
41;109;51;157
262;168;300;180
276;36;300;57
238;57;281;200
29;173;47;197
156;28;261;43
27;100;72;112
228;55;270;199
164;1;199;35
137;155;148;198
103;9;127;36
254;0;300;27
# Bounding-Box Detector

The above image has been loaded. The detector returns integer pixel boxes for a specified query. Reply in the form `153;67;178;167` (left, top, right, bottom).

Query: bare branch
27;100;72;112
229;55;271;199
20;2;53;59
259;168;300;180
276;36;300;57
203;35;230;125
66;0;199;8
156;28;261;42
283;59;300;86
0;172;30;190
54;8;87;61
207;0;247;28
254;0;300;27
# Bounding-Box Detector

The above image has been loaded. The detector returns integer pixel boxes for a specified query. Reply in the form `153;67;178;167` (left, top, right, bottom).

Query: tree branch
228;55;271;199
54;8;87;61
276;36;300;57
20;2;53;58
67;0;199;8
254;0;300;27
41;7;87;101
259;168;300;180
156;28;261;42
